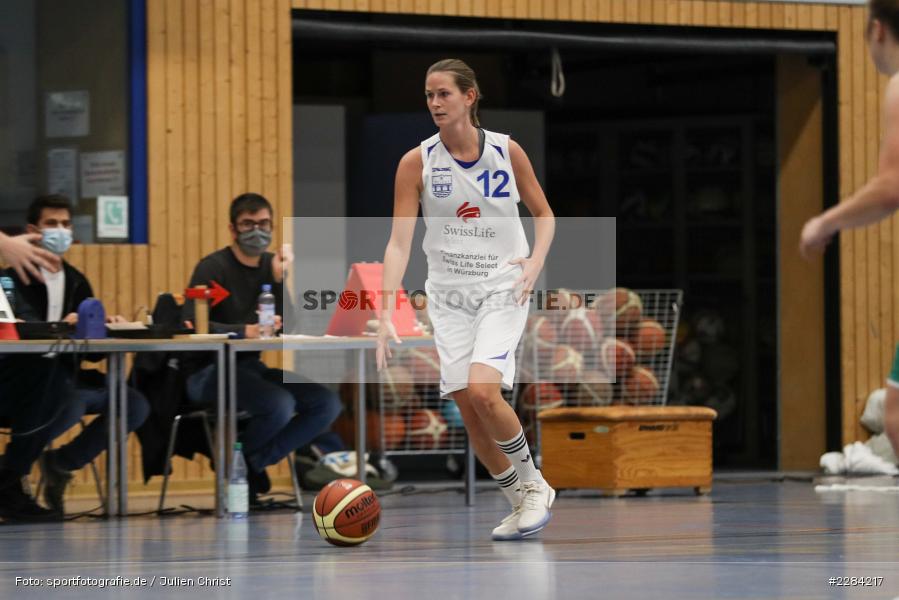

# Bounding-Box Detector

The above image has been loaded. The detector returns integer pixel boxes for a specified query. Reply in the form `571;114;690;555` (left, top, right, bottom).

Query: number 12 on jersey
476;170;510;198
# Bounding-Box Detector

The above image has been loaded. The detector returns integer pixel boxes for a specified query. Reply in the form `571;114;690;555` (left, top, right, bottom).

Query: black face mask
237;229;272;256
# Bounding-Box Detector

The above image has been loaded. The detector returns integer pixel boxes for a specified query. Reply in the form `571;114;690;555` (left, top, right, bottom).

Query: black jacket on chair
131;353;211;482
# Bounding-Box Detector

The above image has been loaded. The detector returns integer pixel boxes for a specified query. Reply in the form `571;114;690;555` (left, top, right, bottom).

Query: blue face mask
41;228;73;255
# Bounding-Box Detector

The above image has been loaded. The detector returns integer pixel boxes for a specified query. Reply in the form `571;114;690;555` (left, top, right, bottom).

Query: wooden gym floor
0;476;897;599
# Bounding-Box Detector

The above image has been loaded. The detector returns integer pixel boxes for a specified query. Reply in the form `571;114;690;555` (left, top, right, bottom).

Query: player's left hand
273;243;294;282
799;216;835;260
509;256;542;305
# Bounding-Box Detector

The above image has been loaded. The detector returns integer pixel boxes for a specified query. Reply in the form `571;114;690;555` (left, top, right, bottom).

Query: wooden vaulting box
538;406;717;495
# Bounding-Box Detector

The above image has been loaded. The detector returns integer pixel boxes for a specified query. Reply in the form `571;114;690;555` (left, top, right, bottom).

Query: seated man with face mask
181;193;341;502
2;195;150;514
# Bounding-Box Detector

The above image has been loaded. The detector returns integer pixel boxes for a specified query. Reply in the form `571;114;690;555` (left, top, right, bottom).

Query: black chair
157;408;303;513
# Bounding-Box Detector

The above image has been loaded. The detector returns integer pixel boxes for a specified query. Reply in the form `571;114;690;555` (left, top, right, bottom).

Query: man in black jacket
3;195;150;514
182;193;340;500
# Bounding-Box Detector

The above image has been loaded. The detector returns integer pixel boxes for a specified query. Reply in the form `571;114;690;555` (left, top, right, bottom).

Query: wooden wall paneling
757;2;772;28
147;1;167;300
199;0;217;258
262;0;279;206
851;8;870;441
811;4;825;30
247;0;264;195
571;0;584;21
277;0;294;236
776;50;829;467
515;0;528;19
230;0;248;220
84;246;101;307
597;0;611;22
771;2;785;29
184;0;202;279
214;0;233;249
165;0;186;297
784;2;797;29
624;0;638;23
827;6;838;31
745;2;758;28
67;245;85;273
133;245;150;324
718;1;732;27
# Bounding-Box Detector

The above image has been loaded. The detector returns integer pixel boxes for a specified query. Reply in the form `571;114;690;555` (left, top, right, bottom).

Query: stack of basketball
335;346;455;452
518;287;668;419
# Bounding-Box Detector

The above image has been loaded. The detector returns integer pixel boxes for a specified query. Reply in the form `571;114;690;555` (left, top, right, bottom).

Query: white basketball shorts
425;271;529;398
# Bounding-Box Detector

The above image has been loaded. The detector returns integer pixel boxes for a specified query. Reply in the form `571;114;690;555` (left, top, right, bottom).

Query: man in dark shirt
3;195;150;514
182;193;340;499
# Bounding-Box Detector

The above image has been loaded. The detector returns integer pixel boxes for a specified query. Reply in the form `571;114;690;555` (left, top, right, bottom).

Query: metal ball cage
361;289;682;463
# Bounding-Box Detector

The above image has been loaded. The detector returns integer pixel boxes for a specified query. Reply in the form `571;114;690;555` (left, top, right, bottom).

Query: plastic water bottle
228;442;249;519
0;276;15;313
258;284;276;338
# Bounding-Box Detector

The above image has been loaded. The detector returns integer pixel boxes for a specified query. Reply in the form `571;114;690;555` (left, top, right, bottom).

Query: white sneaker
491;506;523;541
516;480;555;536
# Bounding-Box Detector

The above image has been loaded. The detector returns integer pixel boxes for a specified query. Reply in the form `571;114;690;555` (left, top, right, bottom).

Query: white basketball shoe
491;505;524;541
516;479;556;537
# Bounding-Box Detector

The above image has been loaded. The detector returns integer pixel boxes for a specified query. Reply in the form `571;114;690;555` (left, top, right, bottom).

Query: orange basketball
524;315;558;361
623;366;661;404
549;344;584;383
633;319;666;358
520;381;565;410
366;412;407;451
600;337;636;380
407;408;448;449
568;369;614;406
313;478;381;546
560;307;604;354
597;288;643;334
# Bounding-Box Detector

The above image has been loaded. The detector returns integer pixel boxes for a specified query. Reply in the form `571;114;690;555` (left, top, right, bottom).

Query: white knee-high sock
496;428;540;482
491;465;521;507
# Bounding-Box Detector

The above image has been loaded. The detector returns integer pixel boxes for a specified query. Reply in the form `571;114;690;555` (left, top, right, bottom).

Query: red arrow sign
185;280;231;307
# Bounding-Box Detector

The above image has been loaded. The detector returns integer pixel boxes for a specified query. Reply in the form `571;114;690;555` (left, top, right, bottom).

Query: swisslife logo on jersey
456;202;480;222
443;202;496;239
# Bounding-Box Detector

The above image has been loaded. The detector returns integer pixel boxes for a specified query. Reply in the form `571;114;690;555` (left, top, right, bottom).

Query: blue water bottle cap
262;284;271;293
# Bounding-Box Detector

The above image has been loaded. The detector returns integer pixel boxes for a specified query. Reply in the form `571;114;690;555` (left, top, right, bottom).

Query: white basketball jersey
419;129;530;289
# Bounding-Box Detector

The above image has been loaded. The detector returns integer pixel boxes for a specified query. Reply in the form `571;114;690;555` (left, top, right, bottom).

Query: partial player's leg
453;388;523;540
885;344;899;458
885;386;899;459
467;363;555;538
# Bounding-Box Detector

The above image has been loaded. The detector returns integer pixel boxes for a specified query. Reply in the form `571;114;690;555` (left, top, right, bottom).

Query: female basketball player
800;1;899;461
376;59;556;540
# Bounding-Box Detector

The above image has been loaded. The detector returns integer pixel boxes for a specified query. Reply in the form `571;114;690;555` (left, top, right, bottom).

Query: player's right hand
0;232;60;284
376;318;401;371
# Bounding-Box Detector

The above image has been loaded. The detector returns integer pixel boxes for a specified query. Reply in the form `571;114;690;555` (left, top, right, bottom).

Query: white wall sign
45;91;89;138
47;147;78;204
80;150;125;198
97;195;128;239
